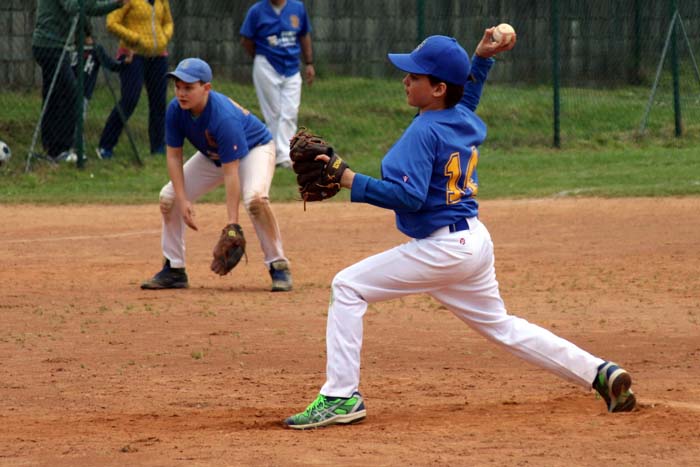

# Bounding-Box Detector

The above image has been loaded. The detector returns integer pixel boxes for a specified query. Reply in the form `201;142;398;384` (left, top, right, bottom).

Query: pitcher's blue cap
388;35;470;86
167;58;212;83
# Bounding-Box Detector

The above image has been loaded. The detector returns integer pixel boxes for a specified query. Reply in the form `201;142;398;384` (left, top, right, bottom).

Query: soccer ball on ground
0;140;11;167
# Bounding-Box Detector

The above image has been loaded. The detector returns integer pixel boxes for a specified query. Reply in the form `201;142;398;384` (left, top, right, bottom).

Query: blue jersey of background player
284;32;636;430
240;0;312;77
165;90;271;167
239;0;315;168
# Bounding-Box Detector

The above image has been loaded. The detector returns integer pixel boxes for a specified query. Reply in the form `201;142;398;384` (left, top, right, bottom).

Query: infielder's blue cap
167;57;212;83
388;35;470;86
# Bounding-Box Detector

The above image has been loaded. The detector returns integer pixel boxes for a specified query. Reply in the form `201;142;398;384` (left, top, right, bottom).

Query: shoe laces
303;394;331;416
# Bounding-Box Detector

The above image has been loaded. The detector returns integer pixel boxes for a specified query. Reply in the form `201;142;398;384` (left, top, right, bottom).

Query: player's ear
432;81;447;99
203;82;212;92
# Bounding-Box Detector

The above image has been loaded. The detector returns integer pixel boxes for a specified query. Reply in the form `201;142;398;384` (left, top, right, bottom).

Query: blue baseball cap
167;58;212;83
388;35;470;86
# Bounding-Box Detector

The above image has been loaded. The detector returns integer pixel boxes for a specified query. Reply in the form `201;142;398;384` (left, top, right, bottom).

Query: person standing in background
71;20;128;122
32;0;127;163
97;0;173;159
240;0;315;169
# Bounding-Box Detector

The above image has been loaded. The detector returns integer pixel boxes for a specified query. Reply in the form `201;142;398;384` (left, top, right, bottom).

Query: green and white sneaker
593;361;636;413
284;392;366;430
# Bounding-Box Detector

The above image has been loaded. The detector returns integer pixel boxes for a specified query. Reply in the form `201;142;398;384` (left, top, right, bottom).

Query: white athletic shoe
54;150;78;163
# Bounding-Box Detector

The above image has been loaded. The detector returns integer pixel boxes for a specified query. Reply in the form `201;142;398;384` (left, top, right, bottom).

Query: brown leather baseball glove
210;223;246;276
289;128;349;205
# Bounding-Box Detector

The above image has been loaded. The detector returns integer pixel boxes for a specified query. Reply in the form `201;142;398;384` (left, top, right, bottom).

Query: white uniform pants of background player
321;217;604;398
252;55;302;166
159;140;287;269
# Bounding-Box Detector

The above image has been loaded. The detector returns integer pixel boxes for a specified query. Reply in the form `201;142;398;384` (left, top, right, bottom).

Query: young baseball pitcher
284;30;636;429
141;58;293;292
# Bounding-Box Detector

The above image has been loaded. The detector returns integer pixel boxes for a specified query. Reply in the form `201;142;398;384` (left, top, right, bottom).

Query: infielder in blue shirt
240;0;315;169
141;58;293;292
284;31;636;430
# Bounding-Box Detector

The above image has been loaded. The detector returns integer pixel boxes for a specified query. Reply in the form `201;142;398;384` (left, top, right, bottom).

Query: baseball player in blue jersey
141;58;293;292
284;31;636;429
240;0;315;169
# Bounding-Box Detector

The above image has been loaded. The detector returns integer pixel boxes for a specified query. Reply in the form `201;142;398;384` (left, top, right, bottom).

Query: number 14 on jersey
444;146;479;204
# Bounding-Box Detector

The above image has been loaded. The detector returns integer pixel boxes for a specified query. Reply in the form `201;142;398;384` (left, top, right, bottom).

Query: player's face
402;73;445;112
174;80;210;113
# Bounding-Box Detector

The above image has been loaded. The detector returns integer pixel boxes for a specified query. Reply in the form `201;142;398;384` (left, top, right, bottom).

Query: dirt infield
1;198;699;466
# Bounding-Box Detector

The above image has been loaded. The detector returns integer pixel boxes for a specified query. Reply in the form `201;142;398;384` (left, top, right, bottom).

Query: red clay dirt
1;198;699;466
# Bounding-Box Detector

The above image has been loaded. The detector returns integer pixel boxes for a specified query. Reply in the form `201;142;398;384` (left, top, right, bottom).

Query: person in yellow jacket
97;0;173;158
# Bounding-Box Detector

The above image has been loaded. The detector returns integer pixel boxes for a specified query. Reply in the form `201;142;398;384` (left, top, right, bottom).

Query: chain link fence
0;0;698;172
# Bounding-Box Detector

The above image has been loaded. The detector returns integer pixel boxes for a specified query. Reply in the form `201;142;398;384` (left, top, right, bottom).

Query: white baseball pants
159;140;287;268
252;55;302;166
320;217;604;398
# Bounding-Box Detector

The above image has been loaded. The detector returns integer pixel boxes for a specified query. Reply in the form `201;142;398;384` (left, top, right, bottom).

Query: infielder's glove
289;128;349;205
210;223;246;276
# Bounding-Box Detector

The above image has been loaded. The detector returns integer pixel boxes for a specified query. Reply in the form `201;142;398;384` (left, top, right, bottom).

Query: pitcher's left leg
321;237;476;397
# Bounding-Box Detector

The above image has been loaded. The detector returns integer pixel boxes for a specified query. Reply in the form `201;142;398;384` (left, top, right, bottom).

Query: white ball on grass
0;140;11;167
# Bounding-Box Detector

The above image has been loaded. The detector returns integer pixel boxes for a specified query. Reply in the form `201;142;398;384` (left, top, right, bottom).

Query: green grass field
1;75;699;203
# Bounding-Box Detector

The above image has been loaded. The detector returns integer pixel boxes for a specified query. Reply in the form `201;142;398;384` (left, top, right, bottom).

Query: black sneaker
269;260;292;292
141;259;189;290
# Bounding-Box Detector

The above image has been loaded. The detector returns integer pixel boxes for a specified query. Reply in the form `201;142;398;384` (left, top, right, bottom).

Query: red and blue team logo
205;130;217;148
205;129;221;160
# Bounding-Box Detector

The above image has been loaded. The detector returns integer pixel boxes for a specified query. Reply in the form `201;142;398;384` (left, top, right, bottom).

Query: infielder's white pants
252;55;302;166
320;217;604;398
159;141;286;268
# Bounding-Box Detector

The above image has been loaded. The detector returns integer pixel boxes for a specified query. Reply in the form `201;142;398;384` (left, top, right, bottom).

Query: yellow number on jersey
444;147;479;205
464;146;479;195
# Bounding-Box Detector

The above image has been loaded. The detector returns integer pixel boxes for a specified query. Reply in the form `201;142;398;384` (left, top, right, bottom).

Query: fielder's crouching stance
141;58;292;292
284;32;635;429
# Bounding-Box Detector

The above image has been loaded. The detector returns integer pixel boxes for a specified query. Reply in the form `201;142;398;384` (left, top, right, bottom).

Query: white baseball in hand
492;23;515;45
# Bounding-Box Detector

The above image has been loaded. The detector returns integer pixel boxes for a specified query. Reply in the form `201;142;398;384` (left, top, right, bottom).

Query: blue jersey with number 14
351;56;494;239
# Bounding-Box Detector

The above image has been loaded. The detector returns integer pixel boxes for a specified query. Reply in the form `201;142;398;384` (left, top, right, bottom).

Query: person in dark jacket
71;20;127;121
32;0;128;162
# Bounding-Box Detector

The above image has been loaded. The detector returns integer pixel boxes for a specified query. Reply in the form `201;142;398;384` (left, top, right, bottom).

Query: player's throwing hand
475;26;517;58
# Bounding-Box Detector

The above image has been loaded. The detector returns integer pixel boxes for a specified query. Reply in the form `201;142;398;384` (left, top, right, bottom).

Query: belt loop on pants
448;218;470;233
